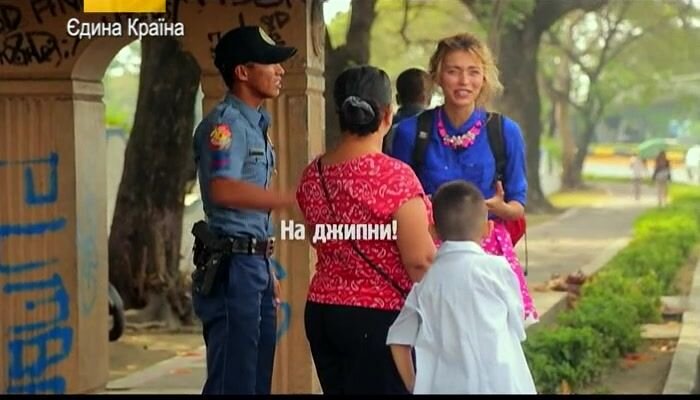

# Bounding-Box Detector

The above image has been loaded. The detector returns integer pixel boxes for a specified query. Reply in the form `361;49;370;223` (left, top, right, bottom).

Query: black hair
432;180;487;241
396;68;431;106
334;65;392;136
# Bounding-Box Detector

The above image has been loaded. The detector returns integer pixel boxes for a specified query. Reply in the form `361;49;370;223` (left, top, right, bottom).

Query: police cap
214;25;297;73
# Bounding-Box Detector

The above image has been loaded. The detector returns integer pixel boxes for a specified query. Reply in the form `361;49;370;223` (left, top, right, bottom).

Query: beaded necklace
436;108;482;150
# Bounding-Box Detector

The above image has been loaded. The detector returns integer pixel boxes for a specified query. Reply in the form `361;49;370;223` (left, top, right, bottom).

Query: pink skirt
482;221;539;324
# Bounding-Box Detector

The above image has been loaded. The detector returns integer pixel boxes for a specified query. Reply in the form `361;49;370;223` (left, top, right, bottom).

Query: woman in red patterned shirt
296;66;436;394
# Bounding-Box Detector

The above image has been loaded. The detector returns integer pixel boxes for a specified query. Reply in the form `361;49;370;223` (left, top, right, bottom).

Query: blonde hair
428;33;503;107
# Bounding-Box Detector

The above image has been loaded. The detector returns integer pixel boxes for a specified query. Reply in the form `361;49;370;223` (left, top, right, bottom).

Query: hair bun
340;96;375;125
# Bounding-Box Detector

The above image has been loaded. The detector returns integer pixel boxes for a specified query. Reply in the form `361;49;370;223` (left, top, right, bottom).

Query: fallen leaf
559;380;572;394
169;368;191;375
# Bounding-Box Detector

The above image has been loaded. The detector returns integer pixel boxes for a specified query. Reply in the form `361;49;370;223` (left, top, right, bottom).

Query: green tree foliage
104;41;142;134
542;0;700;141
539;0;700;186
327;0;478;97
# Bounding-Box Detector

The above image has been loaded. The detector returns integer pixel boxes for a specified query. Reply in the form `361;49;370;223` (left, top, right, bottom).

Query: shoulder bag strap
315;158;409;299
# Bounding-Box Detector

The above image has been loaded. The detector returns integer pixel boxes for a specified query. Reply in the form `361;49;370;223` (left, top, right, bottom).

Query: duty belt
228;236;275;256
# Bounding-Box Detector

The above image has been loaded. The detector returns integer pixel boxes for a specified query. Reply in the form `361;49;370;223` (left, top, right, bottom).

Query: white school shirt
386;240;537;394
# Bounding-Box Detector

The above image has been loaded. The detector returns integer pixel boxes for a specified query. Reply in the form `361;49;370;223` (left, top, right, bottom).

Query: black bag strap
382;125;396;154
486;112;506;184
315;158;409;299
410;108;435;174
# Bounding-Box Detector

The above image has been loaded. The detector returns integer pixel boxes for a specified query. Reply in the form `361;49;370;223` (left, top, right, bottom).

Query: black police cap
214;26;297;72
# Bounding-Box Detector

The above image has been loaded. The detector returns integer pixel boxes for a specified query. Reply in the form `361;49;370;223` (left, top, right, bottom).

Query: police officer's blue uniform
190;25;295;395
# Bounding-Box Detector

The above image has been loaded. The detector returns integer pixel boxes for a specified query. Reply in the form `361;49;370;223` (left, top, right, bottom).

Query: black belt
227;236;275;256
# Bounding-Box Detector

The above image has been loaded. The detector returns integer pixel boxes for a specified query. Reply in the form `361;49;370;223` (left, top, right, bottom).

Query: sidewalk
101;183;657;394
517;183;657;323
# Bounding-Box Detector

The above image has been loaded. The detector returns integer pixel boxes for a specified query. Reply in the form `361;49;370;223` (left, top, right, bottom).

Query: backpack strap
486;112;506;185
410;108;435;174
382;125;396;154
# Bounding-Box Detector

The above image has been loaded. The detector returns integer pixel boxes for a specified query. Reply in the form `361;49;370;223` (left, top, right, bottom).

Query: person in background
296;65;436;394
393;68;433;125
382;68;433;153
629;154;647;201
386;180;536;394
652;150;672;207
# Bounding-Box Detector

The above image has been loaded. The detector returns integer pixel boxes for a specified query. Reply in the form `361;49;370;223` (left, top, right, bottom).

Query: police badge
209;124;232;151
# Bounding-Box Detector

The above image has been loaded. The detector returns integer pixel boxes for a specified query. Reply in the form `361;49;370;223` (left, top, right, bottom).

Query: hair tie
341;96;375;124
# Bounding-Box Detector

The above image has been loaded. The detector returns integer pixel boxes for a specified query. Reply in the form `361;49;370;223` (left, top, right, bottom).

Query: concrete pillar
267;1;325;393
0;79;109;394
1;0;323;394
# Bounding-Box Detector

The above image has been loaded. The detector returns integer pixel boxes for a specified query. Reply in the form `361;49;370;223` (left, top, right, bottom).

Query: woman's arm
394;197;436;282
485;118;527;220
502;118;528;209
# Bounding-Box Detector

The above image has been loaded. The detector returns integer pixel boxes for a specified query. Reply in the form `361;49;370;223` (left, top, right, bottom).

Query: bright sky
323;0;350;24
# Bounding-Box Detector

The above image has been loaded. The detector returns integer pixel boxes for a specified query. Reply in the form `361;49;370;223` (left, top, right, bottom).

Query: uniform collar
225;93;271;132
435;240;485;257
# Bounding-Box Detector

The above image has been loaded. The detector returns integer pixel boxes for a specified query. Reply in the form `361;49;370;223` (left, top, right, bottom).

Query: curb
526;237;631;333
663;257;700;394
529;207;580;232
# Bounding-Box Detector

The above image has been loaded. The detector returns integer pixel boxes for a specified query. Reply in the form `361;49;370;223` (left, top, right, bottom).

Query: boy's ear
428;223;437;240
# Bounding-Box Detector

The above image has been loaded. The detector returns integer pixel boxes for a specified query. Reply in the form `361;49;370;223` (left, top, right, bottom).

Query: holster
191;220;230;297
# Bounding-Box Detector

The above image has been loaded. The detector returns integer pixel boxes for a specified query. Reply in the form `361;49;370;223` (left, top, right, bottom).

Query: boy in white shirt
386;180;537;394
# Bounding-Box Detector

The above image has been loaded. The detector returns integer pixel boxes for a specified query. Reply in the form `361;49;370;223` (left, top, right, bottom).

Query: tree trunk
567;118;598;189
108;37;200;328
555;55;578;190
324;0;376;148
496;27;554;212
558;103;580;189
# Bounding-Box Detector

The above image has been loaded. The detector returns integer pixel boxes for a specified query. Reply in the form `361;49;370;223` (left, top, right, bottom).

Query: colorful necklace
437;109;482;150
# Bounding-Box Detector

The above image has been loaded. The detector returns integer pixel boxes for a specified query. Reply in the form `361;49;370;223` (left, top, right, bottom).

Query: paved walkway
102;183;657;394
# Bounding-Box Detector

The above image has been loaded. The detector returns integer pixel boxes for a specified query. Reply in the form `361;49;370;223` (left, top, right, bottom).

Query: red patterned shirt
296;153;432;311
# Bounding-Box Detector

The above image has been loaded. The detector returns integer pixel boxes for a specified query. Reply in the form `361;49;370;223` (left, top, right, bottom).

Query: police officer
191;25;297;395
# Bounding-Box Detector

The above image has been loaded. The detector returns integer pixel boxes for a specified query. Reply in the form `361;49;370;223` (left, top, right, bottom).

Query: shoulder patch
209;124;232;151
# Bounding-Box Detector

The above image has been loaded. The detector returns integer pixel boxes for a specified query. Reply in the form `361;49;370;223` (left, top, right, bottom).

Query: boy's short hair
432;180;487;241
396;68;432;106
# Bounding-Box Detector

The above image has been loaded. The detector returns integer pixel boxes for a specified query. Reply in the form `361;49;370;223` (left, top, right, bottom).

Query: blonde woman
389;33;538;325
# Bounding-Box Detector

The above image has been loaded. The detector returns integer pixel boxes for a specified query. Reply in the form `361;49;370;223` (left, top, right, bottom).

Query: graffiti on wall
0;1;82;67
0;152;73;394
0;0;298;67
